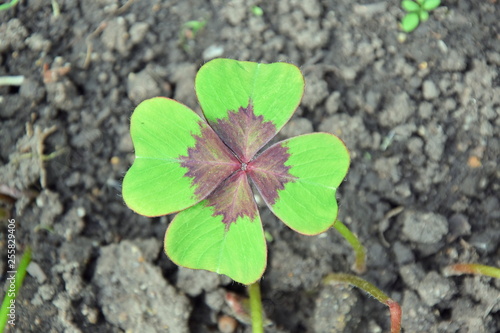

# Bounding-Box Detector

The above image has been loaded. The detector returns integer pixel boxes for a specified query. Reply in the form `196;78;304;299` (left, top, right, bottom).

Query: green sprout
324;273;402;333
400;0;441;33
122;59;398;332
179;19;207;52
0;0;19;11
182;20;206;37
0;247;32;331
251;5;264;17
51;0;60;17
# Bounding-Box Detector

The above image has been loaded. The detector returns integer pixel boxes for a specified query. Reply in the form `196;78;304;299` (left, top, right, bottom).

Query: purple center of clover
180;100;296;228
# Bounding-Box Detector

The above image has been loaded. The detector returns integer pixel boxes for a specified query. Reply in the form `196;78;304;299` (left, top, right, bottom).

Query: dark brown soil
1;1;499;332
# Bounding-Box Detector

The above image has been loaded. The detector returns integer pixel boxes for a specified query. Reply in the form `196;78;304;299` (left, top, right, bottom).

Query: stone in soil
94;239;191;333
401;210;448;244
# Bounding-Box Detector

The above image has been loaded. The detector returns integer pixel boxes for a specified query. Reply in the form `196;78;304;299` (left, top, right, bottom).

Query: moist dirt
1;0;499;332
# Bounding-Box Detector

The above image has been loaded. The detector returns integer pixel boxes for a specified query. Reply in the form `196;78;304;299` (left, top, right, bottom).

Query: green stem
444;263;500;279
248;281;264;333
0;0;19;11
324;273;401;333
333;220;367;273
0;247;32;331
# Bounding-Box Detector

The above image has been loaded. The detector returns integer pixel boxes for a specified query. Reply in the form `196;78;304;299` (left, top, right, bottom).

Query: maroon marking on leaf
209;100;277;163
180;122;240;200
206;171;257;229
248;142;296;206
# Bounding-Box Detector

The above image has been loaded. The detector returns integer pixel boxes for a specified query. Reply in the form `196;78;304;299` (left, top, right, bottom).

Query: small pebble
447;214;471;242
218;315;238;333
467;156;481;168
325;91;341;114
280;117;313;138
417;271;456;307
203;44;224;60
27;262;47;284
393;241;415;265
401;210;448;244
129;22;149;45
422;80;439;100
469;230;500;254
127;70;161;105
110;156;120;165
76;207;86;218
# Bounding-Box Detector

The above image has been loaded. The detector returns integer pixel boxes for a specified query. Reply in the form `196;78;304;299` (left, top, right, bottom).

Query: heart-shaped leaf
122;97;240;216
165;172;266;284
195;59;304;162
249;133;350;235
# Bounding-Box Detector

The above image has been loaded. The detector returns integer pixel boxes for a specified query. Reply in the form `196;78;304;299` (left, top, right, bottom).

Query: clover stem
248;281;264;333
333;220;367;273
443;263;500;279
323;273;401;333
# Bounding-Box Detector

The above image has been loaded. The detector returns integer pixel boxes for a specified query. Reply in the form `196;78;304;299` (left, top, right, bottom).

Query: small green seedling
400;0;441;32
182;20;206;37
324;273;402;333
0;0;19;11
122;59;400;332
251;5;264;17
179;19;207;52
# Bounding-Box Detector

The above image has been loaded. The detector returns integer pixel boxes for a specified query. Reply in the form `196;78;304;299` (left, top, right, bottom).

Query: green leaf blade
123;158;197;216
130;97;201;159
195;59;304;161
165;199;267;285
422;0;440;11
401;0;420;13
122;97;238;217
419;10;430;22
253;133;350;235
401;0;421;12
401;12;420;32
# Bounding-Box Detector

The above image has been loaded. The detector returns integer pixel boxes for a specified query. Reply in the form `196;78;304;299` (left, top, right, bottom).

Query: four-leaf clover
122;59;350;284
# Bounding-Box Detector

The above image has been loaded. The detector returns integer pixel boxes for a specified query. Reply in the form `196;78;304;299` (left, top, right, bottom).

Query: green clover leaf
122;59;350;284
422;0;441;11
401;12;421;32
400;0;441;33
401;0;421;12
